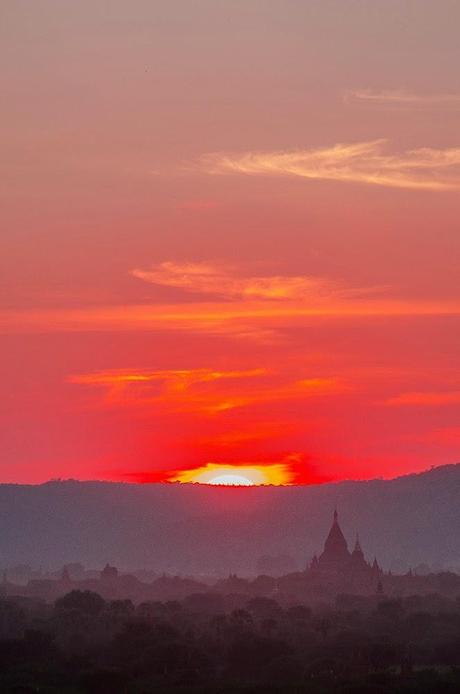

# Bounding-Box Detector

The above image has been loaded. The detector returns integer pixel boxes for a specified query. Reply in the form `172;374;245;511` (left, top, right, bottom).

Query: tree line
0;589;459;692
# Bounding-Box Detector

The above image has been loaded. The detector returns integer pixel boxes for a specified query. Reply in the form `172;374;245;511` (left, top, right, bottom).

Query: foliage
0;591;459;692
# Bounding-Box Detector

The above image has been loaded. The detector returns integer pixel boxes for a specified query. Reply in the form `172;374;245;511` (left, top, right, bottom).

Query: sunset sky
2;1;460;484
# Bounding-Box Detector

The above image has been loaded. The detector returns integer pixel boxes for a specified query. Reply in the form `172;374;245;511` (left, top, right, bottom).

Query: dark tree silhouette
55;590;105;615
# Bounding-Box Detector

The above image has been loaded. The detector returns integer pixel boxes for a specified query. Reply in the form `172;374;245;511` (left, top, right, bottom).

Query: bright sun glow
207;473;254;486
169;462;293;486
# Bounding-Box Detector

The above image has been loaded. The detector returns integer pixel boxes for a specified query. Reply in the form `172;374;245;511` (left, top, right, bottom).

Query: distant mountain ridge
0;464;459;575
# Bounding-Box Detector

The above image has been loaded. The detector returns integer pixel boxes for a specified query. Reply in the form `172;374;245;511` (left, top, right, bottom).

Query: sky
1;1;460;484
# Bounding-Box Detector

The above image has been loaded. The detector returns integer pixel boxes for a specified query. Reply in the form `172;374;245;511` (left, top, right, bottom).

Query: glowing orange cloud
2;296;460;336
200;140;460;191
69;367;266;388
69;367;344;415
384;391;460;406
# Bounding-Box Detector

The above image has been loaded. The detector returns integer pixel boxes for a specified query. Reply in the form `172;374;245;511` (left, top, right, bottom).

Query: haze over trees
0;589;459;692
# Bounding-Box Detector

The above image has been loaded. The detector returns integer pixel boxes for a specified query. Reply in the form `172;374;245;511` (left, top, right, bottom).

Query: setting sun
169;462;293;486
207;474;254;486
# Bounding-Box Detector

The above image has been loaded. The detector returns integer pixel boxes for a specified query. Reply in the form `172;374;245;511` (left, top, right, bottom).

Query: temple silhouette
307;509;383;593
1;507;459;604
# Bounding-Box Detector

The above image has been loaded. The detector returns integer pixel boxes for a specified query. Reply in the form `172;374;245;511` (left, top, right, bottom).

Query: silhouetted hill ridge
0;464;458;574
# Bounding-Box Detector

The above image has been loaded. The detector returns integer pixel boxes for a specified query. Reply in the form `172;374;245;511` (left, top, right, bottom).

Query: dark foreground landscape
0;466;460;692
1;588;460;693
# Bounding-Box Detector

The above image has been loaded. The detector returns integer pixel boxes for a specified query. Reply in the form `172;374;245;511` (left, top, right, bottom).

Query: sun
207;473;254;486
169;462;293;486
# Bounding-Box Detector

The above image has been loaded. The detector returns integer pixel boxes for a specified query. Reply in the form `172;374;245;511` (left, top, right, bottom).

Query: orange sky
1;2;460;483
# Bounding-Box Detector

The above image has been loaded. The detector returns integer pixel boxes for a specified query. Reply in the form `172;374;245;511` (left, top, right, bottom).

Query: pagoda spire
371;557;381;575
351;532;366;567
317;507;350;569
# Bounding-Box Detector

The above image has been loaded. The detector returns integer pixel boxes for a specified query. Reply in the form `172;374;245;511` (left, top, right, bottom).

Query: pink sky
1;1;460;483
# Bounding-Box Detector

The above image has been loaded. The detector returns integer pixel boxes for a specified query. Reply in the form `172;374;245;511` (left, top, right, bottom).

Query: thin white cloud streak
200;140;460;191
345;89;460;106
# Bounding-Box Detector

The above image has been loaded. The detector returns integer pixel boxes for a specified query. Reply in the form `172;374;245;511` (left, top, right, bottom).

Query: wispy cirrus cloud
199;140;460;191
345;89;460;107
69;367;266;387
2;258;460;339
2;295;460;336
131;261;338;301
383;391;460;407
69;367;345;415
